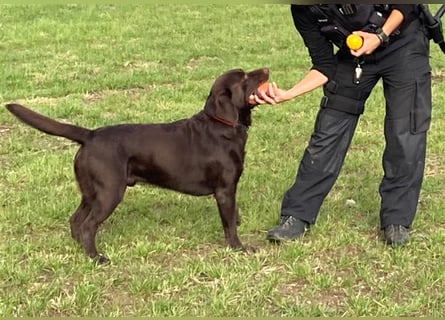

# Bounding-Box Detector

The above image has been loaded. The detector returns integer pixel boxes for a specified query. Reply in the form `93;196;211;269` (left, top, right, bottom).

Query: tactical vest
310;4;392;49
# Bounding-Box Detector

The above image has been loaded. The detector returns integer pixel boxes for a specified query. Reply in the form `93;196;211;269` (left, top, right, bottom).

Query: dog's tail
5;103;92;144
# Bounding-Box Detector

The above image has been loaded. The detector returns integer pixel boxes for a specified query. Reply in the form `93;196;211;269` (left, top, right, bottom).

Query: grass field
1;4;445;317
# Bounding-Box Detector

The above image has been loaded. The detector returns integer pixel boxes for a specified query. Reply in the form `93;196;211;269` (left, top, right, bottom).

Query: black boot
383;224;409;246
267;216;309;242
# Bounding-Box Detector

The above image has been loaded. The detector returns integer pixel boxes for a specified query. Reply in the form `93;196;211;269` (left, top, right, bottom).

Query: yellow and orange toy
346;34;363;50
256;82;270;95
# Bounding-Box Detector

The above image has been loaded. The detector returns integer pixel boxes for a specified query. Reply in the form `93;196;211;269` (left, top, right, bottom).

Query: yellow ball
346;34;363;50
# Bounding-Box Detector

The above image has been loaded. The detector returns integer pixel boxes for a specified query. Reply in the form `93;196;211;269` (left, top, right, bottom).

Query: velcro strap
320;95;365;115
325;81;365;100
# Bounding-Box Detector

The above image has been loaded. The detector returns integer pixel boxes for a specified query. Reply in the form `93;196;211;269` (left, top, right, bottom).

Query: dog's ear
216;91;238;122
205;90;238;123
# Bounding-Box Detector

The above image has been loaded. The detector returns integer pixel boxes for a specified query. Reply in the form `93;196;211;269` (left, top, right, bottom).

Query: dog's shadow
101;186;224;249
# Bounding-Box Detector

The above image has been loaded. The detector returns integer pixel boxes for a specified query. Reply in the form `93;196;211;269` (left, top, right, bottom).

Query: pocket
410;74;432;134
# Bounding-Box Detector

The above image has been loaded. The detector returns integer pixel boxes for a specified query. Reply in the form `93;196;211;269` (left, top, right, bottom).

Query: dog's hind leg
235;207;241;226
69;198;90;243
79;183;126;264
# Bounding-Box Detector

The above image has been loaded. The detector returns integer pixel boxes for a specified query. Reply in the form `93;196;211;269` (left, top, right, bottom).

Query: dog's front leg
214;188;254;252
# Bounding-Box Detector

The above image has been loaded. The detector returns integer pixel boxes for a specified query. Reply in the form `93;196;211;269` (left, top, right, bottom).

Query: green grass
1;4;445;317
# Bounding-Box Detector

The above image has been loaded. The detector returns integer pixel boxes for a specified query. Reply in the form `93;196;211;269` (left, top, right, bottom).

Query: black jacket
290;4;420;80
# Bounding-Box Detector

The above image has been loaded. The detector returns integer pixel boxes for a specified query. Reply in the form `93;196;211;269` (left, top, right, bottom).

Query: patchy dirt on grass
81;87;148;104
425;154;445;176
0;125;11;137
432;69;445;82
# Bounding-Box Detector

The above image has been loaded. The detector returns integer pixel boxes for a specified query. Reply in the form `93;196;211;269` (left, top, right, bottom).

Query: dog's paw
93;254;111;265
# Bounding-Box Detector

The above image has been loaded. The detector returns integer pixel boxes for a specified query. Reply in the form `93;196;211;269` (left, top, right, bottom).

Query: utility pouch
367;11;386;31
319;24;350;48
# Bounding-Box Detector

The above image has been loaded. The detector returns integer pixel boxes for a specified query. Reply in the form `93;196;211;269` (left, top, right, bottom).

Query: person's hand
248;82;290;105
349;30;381;57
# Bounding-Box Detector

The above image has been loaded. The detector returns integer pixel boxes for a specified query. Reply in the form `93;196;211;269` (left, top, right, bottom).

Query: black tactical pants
281;27;431;229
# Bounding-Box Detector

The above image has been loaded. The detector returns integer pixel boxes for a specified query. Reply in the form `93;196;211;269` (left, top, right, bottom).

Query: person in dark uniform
251;4;431;245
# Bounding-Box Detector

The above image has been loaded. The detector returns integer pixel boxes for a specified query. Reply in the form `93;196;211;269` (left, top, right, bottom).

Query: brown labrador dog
6;68;269;264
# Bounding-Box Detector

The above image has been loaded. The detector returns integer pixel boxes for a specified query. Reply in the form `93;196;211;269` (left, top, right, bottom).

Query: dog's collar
205;112;248;131
210;115;238;127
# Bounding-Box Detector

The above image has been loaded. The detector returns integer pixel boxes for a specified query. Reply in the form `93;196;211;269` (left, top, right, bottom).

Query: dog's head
204;68;269;128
